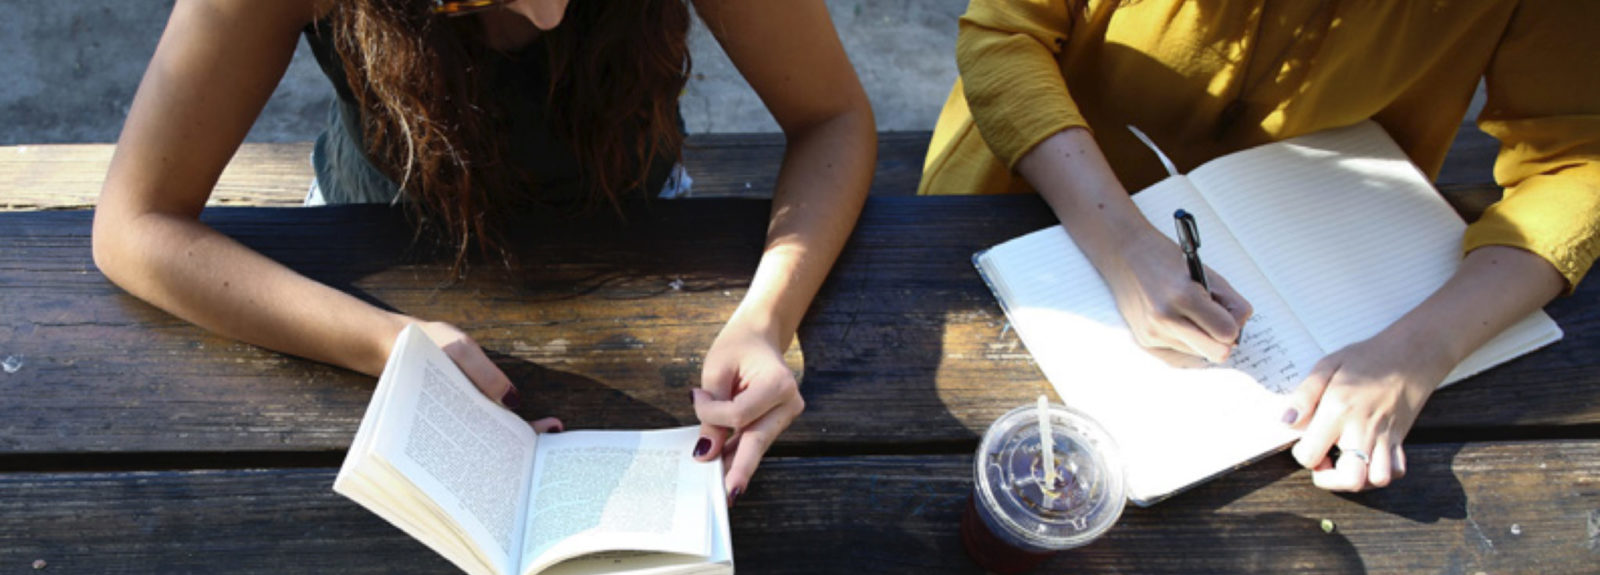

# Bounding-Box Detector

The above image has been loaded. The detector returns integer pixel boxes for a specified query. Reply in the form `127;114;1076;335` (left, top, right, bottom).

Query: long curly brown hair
326;0;691;266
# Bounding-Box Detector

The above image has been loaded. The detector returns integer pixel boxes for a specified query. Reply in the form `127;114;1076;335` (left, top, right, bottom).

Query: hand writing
1102;227;1253;363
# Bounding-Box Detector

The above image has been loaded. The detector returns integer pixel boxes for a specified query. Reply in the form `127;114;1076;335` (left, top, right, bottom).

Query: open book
335;325;733;575
974;121;1562;506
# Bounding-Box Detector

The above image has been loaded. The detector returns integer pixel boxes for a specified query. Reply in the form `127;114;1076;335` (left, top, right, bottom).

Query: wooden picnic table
1;130;1597;574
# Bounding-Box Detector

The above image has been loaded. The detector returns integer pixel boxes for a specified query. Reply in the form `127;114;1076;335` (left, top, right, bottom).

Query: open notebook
974;121;1563;505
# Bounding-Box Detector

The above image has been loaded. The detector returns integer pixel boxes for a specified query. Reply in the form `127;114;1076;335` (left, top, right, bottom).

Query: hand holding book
692;314;806;506
336;325;733;575
411;320;564;433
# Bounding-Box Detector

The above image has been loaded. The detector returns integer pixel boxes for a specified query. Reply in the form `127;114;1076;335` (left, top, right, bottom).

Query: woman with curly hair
92;0;875;503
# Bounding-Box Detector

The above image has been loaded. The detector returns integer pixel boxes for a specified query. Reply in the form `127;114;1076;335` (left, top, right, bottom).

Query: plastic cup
960;403;1126;573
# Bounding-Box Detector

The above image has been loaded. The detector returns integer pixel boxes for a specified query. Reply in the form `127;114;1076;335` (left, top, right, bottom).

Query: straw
1037;395;1058;489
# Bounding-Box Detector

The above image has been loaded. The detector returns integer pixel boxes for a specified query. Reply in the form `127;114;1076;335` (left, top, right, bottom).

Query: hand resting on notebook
1283;245;1563;491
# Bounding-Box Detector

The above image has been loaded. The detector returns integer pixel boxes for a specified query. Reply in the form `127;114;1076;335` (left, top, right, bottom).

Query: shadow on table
489;349;679;428
1335;442;1469;524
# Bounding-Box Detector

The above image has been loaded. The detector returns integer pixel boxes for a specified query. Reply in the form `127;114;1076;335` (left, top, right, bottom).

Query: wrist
364;312;414;377
1379;318;1461;378
1081;221;1166;285
723;304;788;349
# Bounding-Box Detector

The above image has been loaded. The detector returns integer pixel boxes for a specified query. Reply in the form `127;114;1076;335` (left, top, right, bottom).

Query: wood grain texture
0;132;930;210
2;441;1595;574
2;198;1596;455
0;143;315;210
0;125;1498;210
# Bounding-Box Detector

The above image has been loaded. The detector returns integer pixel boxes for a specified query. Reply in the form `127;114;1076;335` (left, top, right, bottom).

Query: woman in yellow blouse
922;1;1599;492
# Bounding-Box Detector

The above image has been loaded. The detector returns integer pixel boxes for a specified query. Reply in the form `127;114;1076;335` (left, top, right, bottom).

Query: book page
520;427;715;575
1189;121;1561;382
537;466;732;575
336;330;494;575
975;176;1312;503
372;326;541;575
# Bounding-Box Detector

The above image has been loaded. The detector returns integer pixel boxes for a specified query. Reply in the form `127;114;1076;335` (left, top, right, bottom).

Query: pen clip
1174;209;1201;252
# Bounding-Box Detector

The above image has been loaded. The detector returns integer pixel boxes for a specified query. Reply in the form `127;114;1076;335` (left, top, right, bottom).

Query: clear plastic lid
973;403;1126;550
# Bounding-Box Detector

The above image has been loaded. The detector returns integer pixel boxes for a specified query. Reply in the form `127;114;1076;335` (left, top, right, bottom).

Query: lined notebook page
1190;121;1561;383
1192;122;1467;352
975;178;1301;503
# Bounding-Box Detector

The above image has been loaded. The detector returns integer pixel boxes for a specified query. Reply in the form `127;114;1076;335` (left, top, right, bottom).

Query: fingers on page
1291;405;1342;469
1285;359;1337;429
448;343;515;406
531;417;564;434
690;389;728;462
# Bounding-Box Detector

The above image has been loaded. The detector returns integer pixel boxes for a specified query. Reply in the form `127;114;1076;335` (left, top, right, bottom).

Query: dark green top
301;22;676;205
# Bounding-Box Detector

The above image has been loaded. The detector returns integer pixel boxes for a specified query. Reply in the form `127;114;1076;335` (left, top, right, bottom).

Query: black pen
1173;209;1209;292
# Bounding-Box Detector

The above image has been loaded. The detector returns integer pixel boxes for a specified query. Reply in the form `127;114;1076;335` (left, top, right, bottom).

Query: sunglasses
430;0;515;17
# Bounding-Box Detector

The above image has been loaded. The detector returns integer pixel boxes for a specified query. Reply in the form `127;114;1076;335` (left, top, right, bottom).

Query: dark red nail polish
692;437;711;458
502;387;523;409
548;425;563;434
728;487;742;508
690;390;698;405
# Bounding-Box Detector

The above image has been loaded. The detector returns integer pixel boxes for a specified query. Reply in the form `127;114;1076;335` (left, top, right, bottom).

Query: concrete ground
0;0;965;145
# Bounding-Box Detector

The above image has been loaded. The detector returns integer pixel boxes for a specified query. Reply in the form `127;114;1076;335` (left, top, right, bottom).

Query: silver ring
1343;449;1370;464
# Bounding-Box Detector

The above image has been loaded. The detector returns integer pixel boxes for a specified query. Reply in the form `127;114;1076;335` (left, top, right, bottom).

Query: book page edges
339;456;502;575
1443;312;1563;386
334;325;505;575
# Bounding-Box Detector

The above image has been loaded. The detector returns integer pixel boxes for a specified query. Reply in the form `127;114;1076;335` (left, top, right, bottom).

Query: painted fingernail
548;424;563;434
692;437;711;458
690;389;698;405
1280;408;1298;425
728;487;742;508
502;387;523;409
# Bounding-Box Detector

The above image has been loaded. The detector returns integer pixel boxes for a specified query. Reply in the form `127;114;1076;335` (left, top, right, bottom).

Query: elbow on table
90;205;138;289
90;197;174;291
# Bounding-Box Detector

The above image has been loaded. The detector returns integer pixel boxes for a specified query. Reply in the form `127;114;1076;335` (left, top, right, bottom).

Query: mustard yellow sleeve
1467;1;1600;292
956;0;1085;169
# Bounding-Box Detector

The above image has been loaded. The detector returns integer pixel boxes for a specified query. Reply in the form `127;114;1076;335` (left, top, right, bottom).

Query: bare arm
1286;245;1563;491
92;0;541;418
688;0;876;498
1016;128;1253;363
93;0;407;371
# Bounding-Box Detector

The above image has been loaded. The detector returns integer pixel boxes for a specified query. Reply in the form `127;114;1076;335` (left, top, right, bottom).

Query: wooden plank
0;126;1501;210
0;143;314;210
1;198;1596;455
682;131;929;198
0;132;931;210
2;441;1596;574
